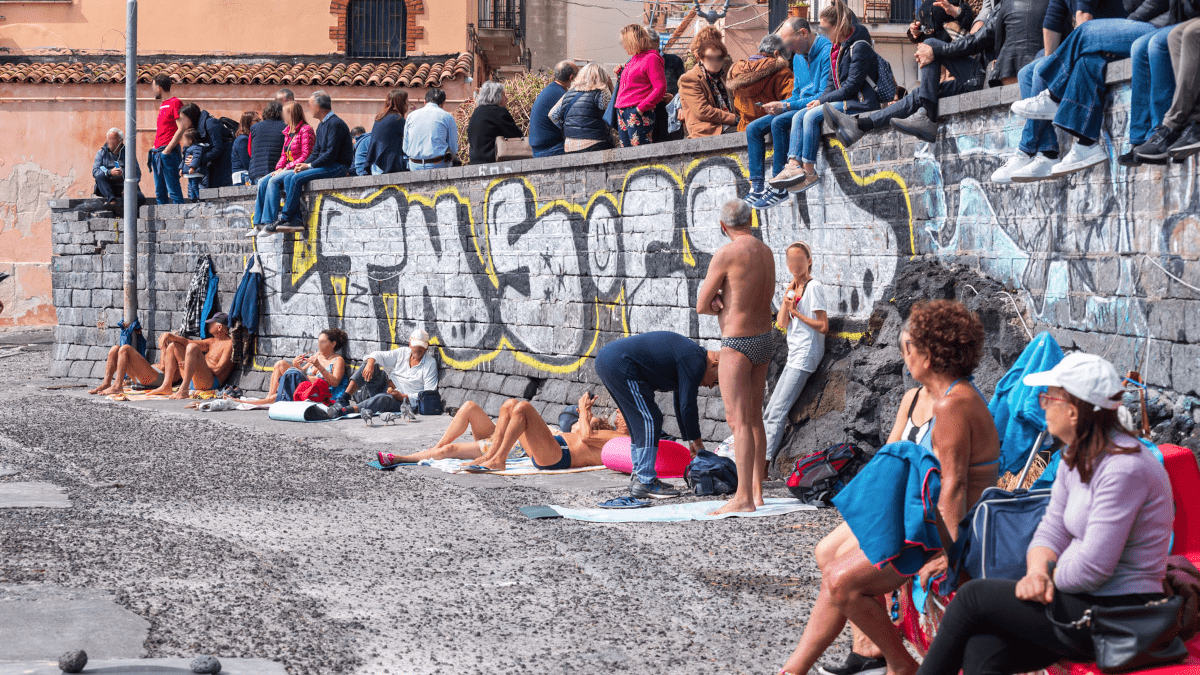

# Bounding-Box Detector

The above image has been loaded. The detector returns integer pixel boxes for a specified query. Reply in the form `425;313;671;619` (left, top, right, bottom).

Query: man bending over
697;199;776;515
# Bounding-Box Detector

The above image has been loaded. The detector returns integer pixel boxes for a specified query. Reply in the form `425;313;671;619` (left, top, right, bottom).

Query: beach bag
945;431;1052;591
417;390;444;416
684;450;738;496
495;137;532;162
293;379;332;406
786;443;868;507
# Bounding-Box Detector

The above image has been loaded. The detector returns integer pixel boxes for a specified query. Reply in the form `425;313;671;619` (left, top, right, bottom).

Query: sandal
377;452;399;468
463;465;496;473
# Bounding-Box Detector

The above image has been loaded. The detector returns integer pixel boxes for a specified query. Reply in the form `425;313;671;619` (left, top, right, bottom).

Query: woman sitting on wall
243;328;349;405
247;101;286;185
249;101;314;236
678;26;739;138
549;63;619;154
779;300;1000;675
366;88;409;174
913;352;1174;675
376;393;627;471
466;81;524;165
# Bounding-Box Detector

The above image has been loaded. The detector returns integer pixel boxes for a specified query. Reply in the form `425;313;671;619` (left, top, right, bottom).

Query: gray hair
783;16;811;33
758;33;786;56
720;199;752;228
476;81;506;106
310;90;332;110
106;127;124;141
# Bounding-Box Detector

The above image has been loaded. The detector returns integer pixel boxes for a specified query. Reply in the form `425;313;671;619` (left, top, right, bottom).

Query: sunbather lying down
377;392;628;470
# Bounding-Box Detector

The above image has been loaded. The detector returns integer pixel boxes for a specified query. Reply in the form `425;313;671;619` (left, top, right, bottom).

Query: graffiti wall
49;72;1200;442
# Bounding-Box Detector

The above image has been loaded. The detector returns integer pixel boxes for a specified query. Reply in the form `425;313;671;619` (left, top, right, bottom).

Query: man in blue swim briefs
697;199;777;515
594;331;720;499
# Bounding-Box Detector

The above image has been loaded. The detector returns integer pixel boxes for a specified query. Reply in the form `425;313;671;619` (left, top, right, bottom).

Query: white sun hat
1022;352;1124;411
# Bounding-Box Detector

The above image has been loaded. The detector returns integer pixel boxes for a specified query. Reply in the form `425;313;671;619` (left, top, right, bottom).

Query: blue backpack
684;450;738;496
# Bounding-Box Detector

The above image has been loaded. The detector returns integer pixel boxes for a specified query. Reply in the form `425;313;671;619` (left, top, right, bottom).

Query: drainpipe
123;0;137;325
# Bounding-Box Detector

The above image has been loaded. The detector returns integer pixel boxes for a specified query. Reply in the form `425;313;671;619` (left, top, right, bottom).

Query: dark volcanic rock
58;650;87;673
190;655;222;673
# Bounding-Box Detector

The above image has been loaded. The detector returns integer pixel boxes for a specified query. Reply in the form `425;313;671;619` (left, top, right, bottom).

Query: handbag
1047;596;1188;673
495;137;532;162
417;390;444;416
945;431;1053;592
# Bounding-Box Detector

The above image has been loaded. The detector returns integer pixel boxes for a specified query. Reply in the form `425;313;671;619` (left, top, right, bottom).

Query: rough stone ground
0;337;847;675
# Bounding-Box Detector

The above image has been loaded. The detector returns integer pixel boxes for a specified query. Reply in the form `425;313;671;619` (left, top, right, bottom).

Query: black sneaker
630;477;681;499
824;103;865;147
1134;125;1180;163
1117;149;1143;167
816;652;888;675
1168;121;1200;160
891;108;938;143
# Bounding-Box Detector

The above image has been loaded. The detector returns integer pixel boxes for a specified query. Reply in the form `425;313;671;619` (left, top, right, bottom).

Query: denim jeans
747;109;803;186
790;101;846;164
763;366;813;463
1018;55;1060;155
869;41;982;127
1164;18;1200;129
253;171;288;225
1129;25;1177;144
186;174;201;201
278;164;348;222
1042;18;1156;142
408;160;449;171
151;149;183;205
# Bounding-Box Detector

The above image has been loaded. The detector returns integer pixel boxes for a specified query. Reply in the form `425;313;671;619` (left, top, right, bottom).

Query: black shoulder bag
1046;595;1188;673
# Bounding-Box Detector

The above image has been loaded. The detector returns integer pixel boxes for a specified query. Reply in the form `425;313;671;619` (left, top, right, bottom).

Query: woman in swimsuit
781;300;1000;675
378;393;628;469
243;328;349;405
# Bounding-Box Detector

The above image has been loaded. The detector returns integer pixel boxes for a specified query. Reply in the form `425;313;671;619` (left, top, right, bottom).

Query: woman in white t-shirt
763;241;829;464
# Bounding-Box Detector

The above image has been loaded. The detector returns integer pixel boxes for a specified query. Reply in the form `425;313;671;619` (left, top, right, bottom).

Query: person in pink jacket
614;24;667;147
250;101;315;233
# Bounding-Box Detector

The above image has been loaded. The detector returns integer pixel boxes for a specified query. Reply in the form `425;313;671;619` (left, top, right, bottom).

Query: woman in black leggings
916;353;1174;675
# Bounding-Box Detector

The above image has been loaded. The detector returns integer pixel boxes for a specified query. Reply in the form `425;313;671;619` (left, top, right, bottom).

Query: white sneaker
1050;142;1108;177
1009;154;1059;183
991;153;1035;184
1011;91;1059;120
244;226;260;238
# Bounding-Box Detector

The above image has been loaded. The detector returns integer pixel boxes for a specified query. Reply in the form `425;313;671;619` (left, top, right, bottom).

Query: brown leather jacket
678;64;738;139
727;56;794;132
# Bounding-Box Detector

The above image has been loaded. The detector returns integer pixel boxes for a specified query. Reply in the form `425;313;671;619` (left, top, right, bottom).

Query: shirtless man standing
697;199;776;514
146;313;235;399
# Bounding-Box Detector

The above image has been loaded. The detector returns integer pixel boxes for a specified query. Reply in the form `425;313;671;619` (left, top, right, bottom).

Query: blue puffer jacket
248;119;286;182
819;23;882;113
196;110;232;189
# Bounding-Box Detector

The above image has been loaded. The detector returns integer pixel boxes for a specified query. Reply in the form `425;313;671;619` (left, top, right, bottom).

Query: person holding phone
243;328;349;404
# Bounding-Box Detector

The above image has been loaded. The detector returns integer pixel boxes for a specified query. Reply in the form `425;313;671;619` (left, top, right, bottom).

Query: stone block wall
49;62;1200;450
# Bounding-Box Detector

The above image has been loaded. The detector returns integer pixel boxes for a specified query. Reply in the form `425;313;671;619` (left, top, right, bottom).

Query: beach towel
417;457;609;476
519;497;816;522
988;331;1063;474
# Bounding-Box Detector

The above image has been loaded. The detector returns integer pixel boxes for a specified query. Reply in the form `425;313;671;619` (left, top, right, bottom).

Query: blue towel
988;331;1064;475
833;441;943;576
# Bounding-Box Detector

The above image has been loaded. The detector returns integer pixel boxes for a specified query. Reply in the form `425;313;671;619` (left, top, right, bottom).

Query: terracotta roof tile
0;55;473;87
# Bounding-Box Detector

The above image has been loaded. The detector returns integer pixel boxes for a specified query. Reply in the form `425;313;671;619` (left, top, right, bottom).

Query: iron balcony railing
479;0;526;36
348;0;408;59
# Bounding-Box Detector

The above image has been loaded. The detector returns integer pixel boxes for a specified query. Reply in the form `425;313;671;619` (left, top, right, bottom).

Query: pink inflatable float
601;436;691;479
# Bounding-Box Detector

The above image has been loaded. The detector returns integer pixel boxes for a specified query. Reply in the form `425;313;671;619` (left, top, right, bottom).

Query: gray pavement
0;338;846;675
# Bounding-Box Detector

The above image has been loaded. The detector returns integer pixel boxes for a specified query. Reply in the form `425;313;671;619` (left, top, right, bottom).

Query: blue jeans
278;164;348;222
151;149;183;205
763;366;813;462
186;174;201;201
533;144;564;158
408;160;449;171
1129;25;1177;144
789;102;846;165
1018;55;1060;155
253;171;288;225
747;109;803;186
1042;18;1156;142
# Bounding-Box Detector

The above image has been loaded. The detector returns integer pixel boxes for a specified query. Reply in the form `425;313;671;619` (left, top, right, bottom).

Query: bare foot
168;389;189;400
473;457;507;471
145;386;173;397
709;497;757;516
99;386;124;396
88;383;111;394
887;660;920;675
755;497;766;507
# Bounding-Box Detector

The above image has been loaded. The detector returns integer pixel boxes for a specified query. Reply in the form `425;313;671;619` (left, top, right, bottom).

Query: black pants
94;175;146;207
917;579;1163;675
869;42;982;126
348;367;389;403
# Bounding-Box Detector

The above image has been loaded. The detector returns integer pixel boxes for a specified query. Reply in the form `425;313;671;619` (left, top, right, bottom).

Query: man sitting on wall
529;61;579;157
403;88;459;170
92;127;146;211
334;329;439;421
266;90;353;233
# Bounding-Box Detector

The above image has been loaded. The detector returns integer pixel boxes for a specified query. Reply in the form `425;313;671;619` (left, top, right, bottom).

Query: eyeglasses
1038;393;1070;409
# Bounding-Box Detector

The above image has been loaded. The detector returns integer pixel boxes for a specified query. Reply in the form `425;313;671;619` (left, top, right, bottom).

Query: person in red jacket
613;24;667;147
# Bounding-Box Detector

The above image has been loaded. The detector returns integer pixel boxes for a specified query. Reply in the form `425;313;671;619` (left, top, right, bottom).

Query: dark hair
238;111;258;137
425;88;447;106
553;61;578;83
276;87;295;101
321;328;349;353
179;102;201;128
783;16;811;33
906;300;985;379
376;88;409;121
183;128;200;143
153;73;172;91
1061;391;1137;483
350;126;366;137
262;100;283;121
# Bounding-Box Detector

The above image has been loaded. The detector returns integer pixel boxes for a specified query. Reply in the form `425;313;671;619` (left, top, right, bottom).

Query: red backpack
292;379;332;406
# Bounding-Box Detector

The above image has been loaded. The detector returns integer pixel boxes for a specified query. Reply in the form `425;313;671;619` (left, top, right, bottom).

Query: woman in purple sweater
914;352;1174;675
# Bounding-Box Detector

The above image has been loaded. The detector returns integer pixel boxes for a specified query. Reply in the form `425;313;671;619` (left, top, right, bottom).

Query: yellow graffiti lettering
828;139;916;257
381;293;400;349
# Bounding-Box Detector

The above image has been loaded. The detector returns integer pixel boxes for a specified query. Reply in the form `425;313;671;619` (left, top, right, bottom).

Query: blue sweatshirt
785;35;833;111
597;331;708;442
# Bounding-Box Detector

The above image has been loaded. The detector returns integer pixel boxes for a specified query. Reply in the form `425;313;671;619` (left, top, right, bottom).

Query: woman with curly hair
779;299;1000;675
678;26;739;138
243;328;350;405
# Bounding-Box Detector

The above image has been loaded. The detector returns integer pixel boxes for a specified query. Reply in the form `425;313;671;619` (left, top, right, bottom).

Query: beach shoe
816;652;888;675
